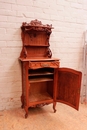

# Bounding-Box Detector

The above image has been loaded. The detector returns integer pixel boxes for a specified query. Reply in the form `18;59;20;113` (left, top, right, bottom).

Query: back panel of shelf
23;31;49;46
25;46;49;58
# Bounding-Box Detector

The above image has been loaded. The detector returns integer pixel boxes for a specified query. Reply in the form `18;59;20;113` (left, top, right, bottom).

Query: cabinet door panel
57;68;82;110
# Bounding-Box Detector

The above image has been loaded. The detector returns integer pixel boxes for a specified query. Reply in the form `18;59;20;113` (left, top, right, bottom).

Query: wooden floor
0;103;87;130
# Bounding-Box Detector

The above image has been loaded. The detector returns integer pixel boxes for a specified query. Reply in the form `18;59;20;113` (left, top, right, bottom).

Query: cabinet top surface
19;57;59;62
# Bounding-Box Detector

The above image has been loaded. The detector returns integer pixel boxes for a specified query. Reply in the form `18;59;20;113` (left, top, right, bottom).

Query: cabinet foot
54;109;56;113
21;95;24;109
25;113;28;118
53;102;56;113
21;104;24;109
25;107;29;118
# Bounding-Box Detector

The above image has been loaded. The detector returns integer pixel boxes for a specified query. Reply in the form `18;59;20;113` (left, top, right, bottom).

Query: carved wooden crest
21;19;53;33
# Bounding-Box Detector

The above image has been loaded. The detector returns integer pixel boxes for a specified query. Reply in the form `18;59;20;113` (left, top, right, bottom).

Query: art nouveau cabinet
19;19;82;118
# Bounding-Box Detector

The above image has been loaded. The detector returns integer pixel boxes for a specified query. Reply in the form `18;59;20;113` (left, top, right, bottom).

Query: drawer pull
41;63;49;67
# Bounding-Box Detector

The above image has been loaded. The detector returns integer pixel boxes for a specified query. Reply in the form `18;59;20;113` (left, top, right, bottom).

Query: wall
0;0;87;110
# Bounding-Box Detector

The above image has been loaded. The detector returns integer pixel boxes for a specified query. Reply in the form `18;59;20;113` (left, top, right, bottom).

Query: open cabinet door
57;68;82;110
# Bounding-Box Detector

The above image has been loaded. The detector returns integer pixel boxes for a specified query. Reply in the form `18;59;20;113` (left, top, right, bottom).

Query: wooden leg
25;113;28;118
21;95;24;108
53;102;56;113
21;104;24;109
25;106;28;119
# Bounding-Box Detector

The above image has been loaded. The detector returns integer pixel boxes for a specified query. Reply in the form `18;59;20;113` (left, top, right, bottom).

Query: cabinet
19;19;82;118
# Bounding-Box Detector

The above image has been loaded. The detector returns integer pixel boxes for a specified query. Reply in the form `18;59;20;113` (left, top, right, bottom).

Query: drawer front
29;61;59;69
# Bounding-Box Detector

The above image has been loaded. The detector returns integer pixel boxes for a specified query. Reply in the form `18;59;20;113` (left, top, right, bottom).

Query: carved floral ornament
21;19;53;33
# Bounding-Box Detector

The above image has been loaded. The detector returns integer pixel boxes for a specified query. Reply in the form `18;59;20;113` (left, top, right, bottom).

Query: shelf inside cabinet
29;77;53;83
29;92;52;102
29;68;54;75
29;68;54;83
29;71;54;76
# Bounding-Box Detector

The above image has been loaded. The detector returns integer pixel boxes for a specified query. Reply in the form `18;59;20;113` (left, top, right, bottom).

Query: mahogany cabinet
19;19;82;118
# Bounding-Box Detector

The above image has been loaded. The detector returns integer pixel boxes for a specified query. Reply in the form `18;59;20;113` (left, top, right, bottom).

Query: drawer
29;61;59;69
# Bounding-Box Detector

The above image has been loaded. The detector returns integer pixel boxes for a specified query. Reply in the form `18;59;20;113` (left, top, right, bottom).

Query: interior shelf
29;71;53;76
29;77;53;83
29;92;52;102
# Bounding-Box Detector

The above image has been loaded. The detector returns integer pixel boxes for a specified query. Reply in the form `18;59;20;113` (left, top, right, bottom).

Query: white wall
0;0;87;110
